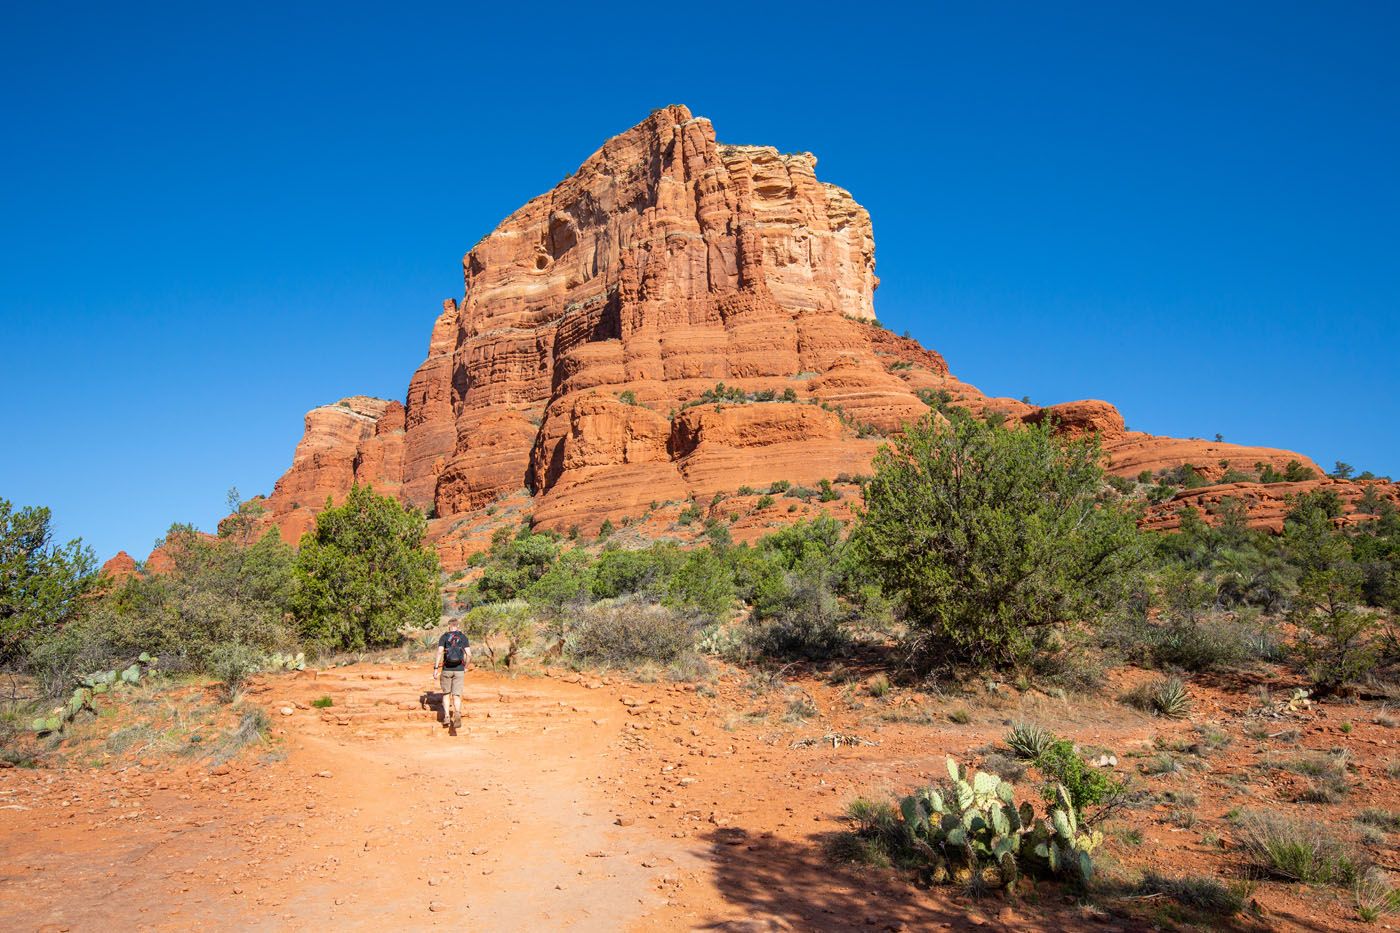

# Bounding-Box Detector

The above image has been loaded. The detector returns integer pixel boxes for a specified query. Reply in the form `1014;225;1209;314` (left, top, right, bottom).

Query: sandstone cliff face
1024;400;1323;481
1141;479;1400;534
258;396;404;544
233;106;1390;568
100;551;138;581
251;105;935;560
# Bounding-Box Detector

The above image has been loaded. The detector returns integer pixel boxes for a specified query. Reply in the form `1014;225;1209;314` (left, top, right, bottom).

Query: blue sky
3;3;1397;561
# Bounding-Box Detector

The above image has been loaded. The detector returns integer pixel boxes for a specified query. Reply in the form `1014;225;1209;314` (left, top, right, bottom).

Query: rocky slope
213;105;1391;570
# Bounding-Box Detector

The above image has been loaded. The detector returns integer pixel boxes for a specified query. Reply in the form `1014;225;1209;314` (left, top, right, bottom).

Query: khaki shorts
440;669;465;697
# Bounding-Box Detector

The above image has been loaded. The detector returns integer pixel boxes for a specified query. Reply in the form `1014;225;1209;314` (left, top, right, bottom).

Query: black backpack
443;632;467;666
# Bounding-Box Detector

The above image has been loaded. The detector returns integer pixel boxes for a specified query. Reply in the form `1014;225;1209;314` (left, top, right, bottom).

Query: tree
220;486;267;545
1332;461;1355;480
0;499;99;665
854;413;1146;673
291;486;441;649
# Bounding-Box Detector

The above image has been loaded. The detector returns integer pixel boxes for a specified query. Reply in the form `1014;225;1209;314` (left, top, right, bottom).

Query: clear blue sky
3;2;1397;561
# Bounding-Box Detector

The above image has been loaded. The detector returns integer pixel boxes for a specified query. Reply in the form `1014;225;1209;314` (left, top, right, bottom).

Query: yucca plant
1125;675;1192;719
1153;676;1192;718
1006;722;1055;760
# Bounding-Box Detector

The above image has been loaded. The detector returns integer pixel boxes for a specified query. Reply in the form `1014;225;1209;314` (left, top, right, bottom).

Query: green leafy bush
589;544;682;601
854;412;1146;673
1;498;100;667
1033;740;1123;817
28;525;297;694
291;485;441;650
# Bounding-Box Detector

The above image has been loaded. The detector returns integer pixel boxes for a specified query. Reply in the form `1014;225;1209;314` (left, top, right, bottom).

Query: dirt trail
1;664;701;931
5;659;1385;931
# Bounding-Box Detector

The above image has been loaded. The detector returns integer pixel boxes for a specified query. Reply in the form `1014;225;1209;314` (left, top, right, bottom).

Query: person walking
433;619;471;729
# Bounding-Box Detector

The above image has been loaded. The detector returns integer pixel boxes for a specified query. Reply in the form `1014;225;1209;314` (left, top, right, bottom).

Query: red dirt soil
2;659;1396;931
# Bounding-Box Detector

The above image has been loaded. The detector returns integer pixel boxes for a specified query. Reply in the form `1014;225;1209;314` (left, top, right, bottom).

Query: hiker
433;619;471;728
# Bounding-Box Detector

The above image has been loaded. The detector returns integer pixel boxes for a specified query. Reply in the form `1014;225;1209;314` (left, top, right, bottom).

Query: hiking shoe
452;712;462;728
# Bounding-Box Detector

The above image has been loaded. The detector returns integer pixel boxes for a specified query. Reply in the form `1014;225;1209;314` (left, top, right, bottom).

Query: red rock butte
197;105;1393;572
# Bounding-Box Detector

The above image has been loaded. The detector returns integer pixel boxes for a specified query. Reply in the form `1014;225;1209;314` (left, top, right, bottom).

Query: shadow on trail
693;822;1342;933
692;825;978;931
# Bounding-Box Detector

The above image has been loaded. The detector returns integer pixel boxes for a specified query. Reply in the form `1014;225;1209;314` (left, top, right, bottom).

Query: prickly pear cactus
1026;785;1101;882
893;758;1098;890
266;651;307;672
33;652;160;735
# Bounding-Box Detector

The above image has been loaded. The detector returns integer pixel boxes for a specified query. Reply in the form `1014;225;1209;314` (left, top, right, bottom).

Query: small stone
615;817;635;827
429;902;444;912
279;707;294;716
316;771;333;778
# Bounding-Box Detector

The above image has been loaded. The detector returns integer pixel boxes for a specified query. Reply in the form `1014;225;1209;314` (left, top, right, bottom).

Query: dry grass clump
1134;870;1249;917
1237;811;1363;885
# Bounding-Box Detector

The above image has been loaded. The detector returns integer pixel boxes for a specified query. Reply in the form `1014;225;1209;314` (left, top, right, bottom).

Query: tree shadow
692;825;1005;931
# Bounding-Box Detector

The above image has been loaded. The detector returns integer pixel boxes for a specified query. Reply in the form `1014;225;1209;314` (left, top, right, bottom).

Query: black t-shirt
439;631;470;671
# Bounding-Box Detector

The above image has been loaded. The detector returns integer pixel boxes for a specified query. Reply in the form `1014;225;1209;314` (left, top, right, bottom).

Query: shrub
565;599;696;666
1356;809;1400;832
29;525;298;693
590;544;682;600
311;696;333;709
1291;567;1379;695
210;642;263;701
744;609;849;661
1237;810;1362;885
291;485;440;650
1143;614;1280;672
524;548;592;616
461;601;535;667
854;412;1146;673
1105;474;1136;495
754;495;775;511
1033;740;1123;818
617;390;638;406
664;548;736;623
